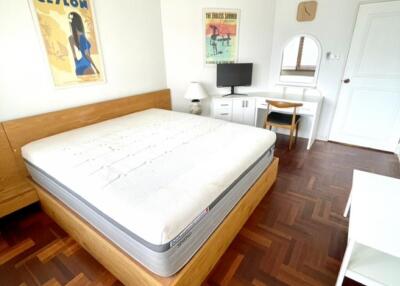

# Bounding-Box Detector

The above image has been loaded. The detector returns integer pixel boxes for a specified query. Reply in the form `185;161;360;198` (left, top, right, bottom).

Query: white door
330;1;400;152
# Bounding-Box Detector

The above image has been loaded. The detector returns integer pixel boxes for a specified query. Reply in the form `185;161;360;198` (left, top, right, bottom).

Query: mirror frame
278;34;322;87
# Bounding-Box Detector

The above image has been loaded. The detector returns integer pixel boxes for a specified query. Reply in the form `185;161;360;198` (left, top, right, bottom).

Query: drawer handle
220;104;229;106
220;113;229;116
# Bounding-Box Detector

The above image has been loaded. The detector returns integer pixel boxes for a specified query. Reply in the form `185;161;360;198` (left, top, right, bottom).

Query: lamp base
190;100;202;115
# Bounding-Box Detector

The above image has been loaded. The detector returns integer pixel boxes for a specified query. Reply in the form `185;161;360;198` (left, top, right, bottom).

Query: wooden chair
263;100;303;150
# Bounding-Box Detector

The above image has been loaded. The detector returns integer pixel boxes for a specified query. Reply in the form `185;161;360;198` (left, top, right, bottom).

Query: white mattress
22;109;276;246
26;147;274;276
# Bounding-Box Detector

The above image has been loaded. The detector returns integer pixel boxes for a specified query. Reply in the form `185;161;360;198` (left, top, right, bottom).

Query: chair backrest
266;100;303;109
265;100;303;127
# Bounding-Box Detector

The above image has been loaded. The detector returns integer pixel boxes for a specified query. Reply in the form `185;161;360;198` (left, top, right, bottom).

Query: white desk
211;92;323;150
336;170;400;286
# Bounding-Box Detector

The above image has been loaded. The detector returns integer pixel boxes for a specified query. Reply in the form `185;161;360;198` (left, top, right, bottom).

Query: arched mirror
279;35;321;86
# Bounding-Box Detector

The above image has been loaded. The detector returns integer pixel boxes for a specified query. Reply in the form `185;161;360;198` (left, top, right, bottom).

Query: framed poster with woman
29;0;105;87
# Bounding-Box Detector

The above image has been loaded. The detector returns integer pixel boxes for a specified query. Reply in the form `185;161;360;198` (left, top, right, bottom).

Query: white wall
161;0;276;115
268;0;390;140
2;0;387;141
0;0;167;121
161;0;390;140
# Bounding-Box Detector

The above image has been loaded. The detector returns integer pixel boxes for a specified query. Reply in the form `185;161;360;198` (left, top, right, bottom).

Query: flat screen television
217;63;253;96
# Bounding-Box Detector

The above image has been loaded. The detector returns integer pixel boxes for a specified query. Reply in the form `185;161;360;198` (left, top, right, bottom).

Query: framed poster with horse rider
204;9;240;65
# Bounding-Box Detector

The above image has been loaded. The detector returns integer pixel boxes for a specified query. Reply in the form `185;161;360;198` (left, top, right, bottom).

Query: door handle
343;78;351;84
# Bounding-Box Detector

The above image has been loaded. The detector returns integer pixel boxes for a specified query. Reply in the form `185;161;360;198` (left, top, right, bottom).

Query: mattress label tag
170;208;209;248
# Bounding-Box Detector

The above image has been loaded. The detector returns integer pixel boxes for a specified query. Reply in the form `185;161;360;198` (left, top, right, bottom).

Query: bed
3;90;278;286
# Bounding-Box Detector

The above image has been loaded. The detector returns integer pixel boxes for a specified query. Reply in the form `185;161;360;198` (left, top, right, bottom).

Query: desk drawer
256;98;268;109
257;98;316;115
213;99;232;109
298;102;317;115
213;108;232;121
268;105;315;115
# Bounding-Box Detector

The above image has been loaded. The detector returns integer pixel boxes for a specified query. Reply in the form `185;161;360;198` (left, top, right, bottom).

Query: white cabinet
232;98;243;123
242;98;256;125
212;97;255;126
212;98;232;121
210;92;323;150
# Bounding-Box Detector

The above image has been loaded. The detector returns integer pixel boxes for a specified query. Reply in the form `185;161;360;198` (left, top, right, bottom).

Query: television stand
222;86;248;97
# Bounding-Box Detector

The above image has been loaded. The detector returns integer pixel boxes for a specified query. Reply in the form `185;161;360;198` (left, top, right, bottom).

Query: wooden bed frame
3;89;279;286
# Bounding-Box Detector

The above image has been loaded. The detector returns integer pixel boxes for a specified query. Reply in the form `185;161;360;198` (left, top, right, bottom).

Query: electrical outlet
326;52;340;61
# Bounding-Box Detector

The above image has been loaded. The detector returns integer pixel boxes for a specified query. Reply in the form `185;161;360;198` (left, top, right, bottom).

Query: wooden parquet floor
0;136;399;286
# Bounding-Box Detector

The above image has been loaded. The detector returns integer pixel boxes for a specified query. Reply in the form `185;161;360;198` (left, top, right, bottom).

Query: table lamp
184;82;208;115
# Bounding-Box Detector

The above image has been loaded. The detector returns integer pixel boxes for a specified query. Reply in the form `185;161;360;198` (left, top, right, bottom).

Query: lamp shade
184;82;208;100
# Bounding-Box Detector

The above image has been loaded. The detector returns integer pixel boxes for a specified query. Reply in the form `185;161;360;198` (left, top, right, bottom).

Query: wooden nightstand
0;126;38;218
0;178;38;217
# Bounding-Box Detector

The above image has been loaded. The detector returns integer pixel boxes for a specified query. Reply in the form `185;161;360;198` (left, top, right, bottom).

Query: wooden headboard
0;89;171;217
3;89;171;175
